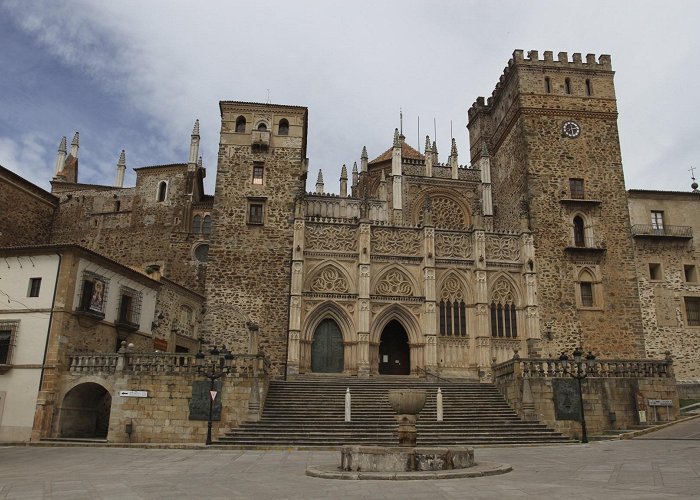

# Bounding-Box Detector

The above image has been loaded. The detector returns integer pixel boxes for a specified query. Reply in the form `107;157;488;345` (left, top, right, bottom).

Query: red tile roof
368;142;424;165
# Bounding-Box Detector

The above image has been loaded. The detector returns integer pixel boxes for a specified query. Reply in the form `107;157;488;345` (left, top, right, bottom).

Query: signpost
119;390;148;398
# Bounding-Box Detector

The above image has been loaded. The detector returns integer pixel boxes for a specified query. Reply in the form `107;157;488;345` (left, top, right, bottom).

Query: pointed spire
340;164;348;179
70;132;79;158
352;162;358;174
340;164;348;197
451;138;458;156
315;169;324;194
115;150;126;187
424;135;431;154
450;138;459;179
192;119;200;136
54;136;67;175
361;146;368;173
393;128;400;148
361;146;368;159
188;119;201;169
379;169;387;201
198;156;203;168
380;169;386;182
424;135;433;177
432;140;438;155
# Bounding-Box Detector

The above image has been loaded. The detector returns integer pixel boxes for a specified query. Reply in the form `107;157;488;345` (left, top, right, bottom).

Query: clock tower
468;50;645;358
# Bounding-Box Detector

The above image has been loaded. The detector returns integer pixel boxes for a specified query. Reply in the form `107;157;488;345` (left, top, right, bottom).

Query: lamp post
195;346;234;445
560;347;596;443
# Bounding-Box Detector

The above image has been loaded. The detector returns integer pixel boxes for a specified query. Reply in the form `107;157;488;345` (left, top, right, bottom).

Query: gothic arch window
257;122;268;132
235;116;246;133
439;275;467;337
415;193;470;230
192;215;201;233
576;268;600;308
157;181;167;202
202;215;212;235
573;215;586;247
490;279;517;338
278;119;289;135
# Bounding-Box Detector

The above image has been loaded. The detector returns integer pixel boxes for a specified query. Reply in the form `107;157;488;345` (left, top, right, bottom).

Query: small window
157;181;167;202
649;263;663;281
252;164;264;185
0;321;19;366
651;211;664;231
573;216;586;247
257;122;268;132
685;297;700;326
544;76;551;93
490;303;517;338
117;287;142;329
580;282;594;307
179;305;193;326
194;244;209;262
278;119;289;135
565;78;572;95
235;116;246;133
585;79;592;96
192;215;202;233
202;215;212;235
115;200;121;212
569;178;584;199
175;345;190;353
249;203;264;224
28;278;42;297
79;273;109;316
685;265;698;283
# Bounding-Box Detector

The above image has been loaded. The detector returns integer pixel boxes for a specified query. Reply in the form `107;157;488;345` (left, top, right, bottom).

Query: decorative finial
340;164;348;179
118;149;126;166
352;162;358;173
71;132;79;147
481;142;490;157
198;156;203;168
70;132;79;158
380;169;386;182
192;119;200;136
400;107;403;135
58;136;67;152
451;137;458;156
361;146;368;159
690;165;698;192
316;169;324;183
432;140;438;155
393;128;400;147
425;135;431;153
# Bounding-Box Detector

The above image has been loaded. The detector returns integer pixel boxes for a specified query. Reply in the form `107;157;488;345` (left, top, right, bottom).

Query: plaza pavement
0;418;698;499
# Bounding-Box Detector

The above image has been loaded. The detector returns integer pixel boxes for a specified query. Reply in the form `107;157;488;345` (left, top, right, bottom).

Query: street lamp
195;346;235;445
559;347;596;443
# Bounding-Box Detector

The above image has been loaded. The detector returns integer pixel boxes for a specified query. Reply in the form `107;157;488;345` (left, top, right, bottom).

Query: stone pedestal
340;446;476;472
395;414;418;447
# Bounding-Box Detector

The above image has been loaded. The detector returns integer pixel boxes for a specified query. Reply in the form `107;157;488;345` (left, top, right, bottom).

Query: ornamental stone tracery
417;196;469;230
440;275;465;302
491;279;516;305
305;225;357;252
435;232;472;259
371;228;421;255
375;269;414;296
309;266;350;293
485;235;520;262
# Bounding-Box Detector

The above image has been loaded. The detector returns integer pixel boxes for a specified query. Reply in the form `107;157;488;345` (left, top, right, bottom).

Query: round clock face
563;121;581;138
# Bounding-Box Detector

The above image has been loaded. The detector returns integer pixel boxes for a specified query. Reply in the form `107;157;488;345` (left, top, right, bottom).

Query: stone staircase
217;375;572;447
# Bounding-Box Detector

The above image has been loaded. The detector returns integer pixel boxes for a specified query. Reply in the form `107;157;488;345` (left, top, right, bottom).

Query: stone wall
0;166;57;246
494;357;679;439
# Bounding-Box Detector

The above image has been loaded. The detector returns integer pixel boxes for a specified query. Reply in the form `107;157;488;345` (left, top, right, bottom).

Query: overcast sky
1;1;698;196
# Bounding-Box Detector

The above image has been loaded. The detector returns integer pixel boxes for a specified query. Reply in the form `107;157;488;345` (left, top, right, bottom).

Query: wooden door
311;319;344;373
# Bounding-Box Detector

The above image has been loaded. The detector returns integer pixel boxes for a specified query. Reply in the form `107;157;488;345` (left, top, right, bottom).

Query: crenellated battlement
469;49;613;119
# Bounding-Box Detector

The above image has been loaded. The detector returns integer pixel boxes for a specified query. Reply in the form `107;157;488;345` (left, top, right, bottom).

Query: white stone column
357;222;371;377
287;219;305;377
473;230;491;377
521;232;540;356
423;226;437;371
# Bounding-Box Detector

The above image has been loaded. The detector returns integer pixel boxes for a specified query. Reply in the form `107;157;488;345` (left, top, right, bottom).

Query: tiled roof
133;163;187;171
368;142;425;165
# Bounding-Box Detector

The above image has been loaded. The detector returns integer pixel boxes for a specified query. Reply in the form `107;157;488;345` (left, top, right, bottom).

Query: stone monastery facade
2;49;699;385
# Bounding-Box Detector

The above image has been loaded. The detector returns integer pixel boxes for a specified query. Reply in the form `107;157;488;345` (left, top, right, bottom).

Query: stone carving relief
371;228;421;255
441;275;465;302
418;196;469;230
375;269;414;296
491;279;516;305
435;232;472;259
310;266;349;293
294;220;305;230
305;225;357;252
476;304;488;316
486;235;520;262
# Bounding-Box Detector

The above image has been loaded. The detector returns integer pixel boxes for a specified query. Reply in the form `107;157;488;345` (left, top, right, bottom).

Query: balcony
251;130;271;151
631;224;693;239
565;237;606;253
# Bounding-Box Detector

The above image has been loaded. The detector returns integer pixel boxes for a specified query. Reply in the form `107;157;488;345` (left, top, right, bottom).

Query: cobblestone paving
0;422;699;499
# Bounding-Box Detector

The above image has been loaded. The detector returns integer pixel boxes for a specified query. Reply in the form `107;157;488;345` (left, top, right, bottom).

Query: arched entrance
59;383;112;438
379;320;410;375
311;318;344;373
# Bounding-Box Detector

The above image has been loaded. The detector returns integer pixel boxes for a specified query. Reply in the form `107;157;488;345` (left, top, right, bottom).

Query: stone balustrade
493;357;674;380
67;352;269;377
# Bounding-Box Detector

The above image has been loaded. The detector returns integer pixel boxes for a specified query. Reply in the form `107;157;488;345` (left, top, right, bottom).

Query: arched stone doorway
311;318;344;373
379;320;410;375
59;382;112;438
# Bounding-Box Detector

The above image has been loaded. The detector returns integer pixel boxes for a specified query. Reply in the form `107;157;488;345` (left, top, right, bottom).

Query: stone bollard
345;388;351;422
437;388;443;422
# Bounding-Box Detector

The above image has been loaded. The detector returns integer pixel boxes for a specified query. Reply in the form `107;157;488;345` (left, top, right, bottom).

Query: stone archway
59;382;111;438
379;320;410;375
311;318;344;373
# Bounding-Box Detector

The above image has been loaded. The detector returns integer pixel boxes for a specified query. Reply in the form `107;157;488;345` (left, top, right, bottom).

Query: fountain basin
341;445;475;473
387;389;426;415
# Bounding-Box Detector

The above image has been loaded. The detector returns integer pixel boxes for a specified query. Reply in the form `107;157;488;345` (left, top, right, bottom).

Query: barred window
0;320;19;368
490;280;517;338
686;297;700;326
439;276;467;336
202;215;212;235
116;286;142;330
78;272;109;317
248;203;264;224
192;215;201;233
252;164;264;185
569;178;584;199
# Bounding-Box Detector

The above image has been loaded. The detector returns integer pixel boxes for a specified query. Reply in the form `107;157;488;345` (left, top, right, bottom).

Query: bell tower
468;50;644;358
204;101;308;375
